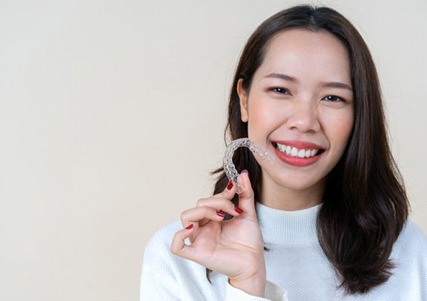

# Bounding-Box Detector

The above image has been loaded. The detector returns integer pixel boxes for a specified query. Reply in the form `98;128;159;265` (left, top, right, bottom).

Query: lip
272;140;325;167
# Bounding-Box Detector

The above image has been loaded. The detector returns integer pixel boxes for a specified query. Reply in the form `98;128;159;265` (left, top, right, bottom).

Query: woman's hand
170;171;266;297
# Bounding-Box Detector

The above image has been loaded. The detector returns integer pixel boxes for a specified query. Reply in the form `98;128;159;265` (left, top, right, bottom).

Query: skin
239;29;354;210
171;29;354;297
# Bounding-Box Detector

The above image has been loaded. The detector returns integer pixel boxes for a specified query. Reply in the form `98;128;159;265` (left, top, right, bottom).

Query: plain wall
0;0;426;300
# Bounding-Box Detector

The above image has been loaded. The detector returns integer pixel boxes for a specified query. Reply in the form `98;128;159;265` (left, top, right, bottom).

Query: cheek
247;101;284;138
325;113;354;149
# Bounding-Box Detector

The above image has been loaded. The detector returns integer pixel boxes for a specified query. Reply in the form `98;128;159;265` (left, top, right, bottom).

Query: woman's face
238;29;354;208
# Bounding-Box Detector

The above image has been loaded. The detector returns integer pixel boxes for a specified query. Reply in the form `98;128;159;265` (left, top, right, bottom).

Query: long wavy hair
211;5;409;294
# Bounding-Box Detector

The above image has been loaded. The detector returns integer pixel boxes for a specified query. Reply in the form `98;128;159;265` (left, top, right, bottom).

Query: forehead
258;29;351;80
265;28;349;58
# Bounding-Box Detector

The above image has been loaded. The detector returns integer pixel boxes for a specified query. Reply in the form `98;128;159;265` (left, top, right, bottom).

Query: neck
256;202;321;246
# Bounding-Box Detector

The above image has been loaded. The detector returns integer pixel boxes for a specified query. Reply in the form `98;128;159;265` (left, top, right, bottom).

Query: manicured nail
227;181;233;190
234;206;243;214
241;169;249;174
185;224;194;230
216;210;226;217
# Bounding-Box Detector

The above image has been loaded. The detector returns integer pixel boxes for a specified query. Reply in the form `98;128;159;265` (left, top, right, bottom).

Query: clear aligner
223;138;274;194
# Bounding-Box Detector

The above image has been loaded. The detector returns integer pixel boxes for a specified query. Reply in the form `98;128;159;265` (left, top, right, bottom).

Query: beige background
0;0;426;300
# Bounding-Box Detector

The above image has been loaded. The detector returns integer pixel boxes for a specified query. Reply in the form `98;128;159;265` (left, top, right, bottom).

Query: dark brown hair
212;5;409;294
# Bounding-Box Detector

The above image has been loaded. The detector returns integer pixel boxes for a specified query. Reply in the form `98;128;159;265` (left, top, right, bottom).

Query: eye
270;87;290;94
322;95;344;102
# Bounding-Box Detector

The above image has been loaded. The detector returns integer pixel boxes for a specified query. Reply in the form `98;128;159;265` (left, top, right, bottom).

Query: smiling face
238;29;354;210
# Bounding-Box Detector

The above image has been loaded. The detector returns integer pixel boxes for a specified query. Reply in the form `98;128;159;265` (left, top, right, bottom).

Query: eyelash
322;95;344;102
269;87;347;103
270;87;290;94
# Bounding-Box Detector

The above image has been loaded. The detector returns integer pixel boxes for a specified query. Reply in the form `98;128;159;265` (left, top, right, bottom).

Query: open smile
272;141;325;166
274;142;320;158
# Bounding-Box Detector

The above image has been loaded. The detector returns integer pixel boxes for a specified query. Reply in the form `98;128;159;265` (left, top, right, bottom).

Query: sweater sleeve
225;280;288;301
140;222;290;300
140;260;180;300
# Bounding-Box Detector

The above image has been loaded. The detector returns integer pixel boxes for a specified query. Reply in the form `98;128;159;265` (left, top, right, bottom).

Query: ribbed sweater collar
256;202;321;246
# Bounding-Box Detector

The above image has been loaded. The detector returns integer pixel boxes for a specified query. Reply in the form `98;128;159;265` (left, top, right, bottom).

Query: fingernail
241;169;249;174
234;206;243;214
216;210;226;217
227;181;233;190
185;224;194;230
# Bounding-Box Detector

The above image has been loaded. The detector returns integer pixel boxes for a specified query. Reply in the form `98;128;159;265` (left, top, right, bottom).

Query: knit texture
140;203;427;300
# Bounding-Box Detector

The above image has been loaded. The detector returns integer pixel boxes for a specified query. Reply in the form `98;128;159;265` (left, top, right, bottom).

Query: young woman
140;5;427;300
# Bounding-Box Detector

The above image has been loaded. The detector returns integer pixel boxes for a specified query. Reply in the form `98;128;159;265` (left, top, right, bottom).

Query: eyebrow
265;72;353;91
322;81;353;91
265;73;297;82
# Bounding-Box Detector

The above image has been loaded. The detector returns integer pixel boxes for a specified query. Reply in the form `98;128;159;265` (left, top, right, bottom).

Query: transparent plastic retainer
223;138;275;194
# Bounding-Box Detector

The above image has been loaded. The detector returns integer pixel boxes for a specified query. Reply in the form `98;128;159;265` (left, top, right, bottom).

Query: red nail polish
185;224;194;230
227;181;233;190
216;211;226;217
234;206;243;214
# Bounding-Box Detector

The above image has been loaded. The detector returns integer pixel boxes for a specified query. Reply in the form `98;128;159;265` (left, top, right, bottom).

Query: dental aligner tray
223;138;274;194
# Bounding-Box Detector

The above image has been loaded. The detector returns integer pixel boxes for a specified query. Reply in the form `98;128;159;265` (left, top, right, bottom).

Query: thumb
237;170;257;218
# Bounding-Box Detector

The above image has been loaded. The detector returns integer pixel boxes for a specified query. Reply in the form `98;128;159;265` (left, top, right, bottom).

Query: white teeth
275;143;320;158
277;144;286;152
291;147;298;156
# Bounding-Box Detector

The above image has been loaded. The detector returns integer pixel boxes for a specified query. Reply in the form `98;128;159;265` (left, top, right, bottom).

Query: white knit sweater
140;203;427;300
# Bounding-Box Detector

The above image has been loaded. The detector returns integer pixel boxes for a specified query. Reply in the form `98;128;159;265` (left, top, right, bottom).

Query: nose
286;100;320;133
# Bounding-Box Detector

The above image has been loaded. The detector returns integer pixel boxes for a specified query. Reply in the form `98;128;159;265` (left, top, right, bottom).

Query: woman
140;5;427;300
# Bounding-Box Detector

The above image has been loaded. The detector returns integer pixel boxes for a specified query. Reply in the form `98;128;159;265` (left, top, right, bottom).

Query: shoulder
386;221;427;298
393;220;427;258
143;221;182;260
140;221;184;291
397;220;427;245
141;222;222;300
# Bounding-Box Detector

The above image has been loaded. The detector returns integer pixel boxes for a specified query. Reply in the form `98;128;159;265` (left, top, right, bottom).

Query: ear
237;79;249;122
